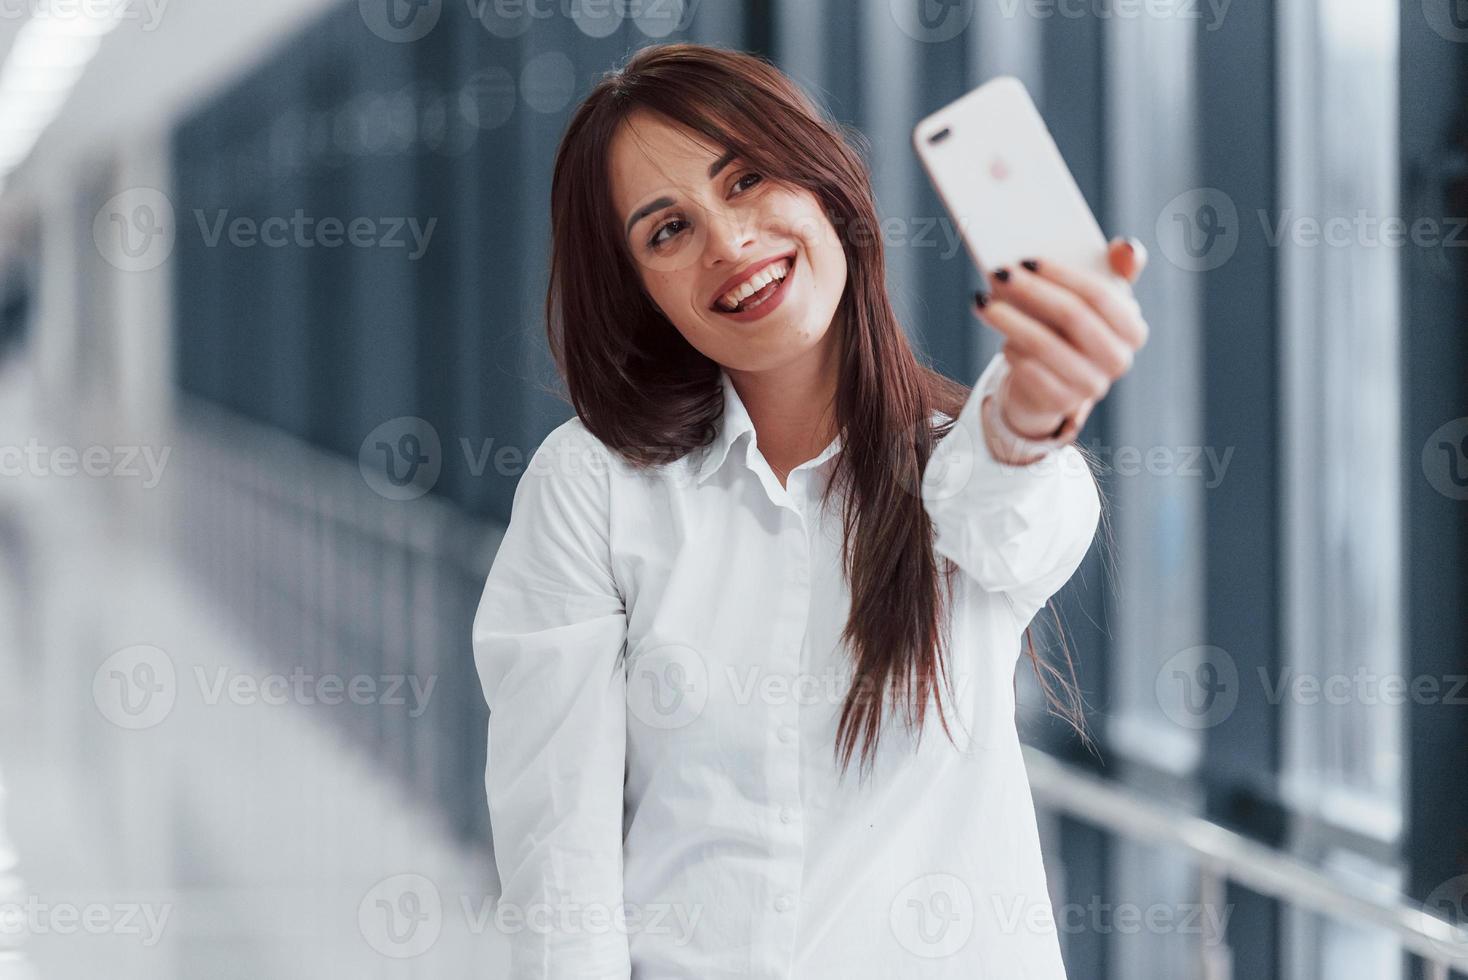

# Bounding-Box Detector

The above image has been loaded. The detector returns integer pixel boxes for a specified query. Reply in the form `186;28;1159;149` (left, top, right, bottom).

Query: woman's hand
973;236;1151;463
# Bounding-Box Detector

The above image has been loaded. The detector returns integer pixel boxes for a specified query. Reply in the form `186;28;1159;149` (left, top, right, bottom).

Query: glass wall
1279;0;1404;976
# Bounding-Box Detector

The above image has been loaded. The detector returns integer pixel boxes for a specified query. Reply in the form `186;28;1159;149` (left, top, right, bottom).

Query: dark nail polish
1021;259;1039;272
993;267;1010;283
974;290;989;308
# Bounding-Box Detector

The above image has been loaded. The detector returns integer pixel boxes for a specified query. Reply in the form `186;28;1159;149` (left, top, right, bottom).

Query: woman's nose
702;203;758;264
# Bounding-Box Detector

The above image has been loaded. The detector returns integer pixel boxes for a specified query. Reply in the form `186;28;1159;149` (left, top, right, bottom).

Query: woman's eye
646;174;761;250
734;172;763;193
650;218;687;249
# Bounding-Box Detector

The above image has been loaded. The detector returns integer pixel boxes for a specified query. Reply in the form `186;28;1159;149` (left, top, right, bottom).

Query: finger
989;264;1135;382
1006;256;1149;353
1070;395;1096;433
1005;342;1099;434
1009;344;1103;437
1108;236;1148;283
975;298;1107;401
1005;350;1084;419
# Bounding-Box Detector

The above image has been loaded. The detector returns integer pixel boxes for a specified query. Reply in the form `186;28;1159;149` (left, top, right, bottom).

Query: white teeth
718;258;791;311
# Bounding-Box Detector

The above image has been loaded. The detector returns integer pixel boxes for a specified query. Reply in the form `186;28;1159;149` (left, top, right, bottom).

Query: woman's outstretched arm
922;239;1149;628
922;348;1104;628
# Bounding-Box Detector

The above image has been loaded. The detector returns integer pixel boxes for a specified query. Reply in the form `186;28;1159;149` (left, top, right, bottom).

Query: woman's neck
725;322;843;486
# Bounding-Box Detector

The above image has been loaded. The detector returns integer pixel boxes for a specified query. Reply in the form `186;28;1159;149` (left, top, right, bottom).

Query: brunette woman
473;42;1148;980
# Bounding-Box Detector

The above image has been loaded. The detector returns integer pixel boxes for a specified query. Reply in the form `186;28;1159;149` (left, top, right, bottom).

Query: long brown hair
545;41;1091;779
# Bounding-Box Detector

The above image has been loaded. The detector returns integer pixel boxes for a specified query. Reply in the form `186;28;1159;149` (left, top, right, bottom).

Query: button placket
768;503;809;953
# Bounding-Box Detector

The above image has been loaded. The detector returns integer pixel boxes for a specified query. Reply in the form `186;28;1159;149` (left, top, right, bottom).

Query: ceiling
1;0;343;199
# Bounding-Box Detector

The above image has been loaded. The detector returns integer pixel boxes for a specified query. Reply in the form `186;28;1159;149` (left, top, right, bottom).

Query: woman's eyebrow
625;196;675;239
706;148;737;179
624;149;739;240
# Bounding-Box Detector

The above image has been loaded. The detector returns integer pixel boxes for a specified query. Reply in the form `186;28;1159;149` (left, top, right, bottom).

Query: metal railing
166;396;502;851
1024;746;1468;979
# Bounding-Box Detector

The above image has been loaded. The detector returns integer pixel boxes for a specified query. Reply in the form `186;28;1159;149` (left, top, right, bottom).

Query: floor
0;359;507;979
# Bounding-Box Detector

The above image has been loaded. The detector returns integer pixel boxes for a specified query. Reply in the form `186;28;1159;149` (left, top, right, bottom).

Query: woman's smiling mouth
711;253;797;319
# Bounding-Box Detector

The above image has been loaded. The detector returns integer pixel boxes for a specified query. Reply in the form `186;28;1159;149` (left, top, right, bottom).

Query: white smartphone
912;76;1128;297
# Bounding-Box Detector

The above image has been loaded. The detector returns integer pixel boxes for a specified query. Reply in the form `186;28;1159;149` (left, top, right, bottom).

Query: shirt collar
696;369;757;485
696;368;843;485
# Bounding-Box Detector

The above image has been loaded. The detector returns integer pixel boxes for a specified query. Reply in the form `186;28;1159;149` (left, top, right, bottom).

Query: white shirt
472;349;1102;979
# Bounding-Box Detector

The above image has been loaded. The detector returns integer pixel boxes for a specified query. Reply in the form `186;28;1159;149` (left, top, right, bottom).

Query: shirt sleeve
921;349;1103;629
471;420;631;980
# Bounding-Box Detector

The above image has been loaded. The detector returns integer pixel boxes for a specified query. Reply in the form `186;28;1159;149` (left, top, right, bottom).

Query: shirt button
779;806;796;824
777;725;796;744
774;894;794;913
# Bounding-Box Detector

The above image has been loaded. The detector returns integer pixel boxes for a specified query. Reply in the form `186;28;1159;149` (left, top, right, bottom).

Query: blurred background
0;0;1464;977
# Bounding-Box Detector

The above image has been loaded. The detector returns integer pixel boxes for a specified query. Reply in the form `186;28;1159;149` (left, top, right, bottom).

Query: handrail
1022;745;1468;971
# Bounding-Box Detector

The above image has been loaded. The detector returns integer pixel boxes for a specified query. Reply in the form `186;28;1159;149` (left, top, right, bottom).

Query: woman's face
608;109;848;374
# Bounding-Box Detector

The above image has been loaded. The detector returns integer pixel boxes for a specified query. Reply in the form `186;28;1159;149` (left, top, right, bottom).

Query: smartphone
912;76;1128;298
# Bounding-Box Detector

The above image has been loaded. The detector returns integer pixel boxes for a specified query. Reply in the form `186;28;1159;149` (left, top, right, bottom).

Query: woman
472;42;1148;980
